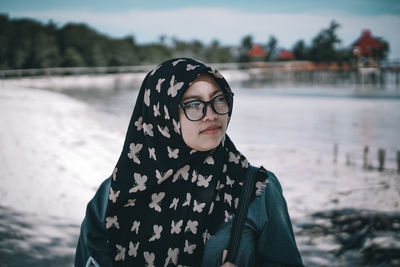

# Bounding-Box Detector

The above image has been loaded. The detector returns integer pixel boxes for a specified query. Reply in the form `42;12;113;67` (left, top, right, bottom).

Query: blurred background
0;0;399;266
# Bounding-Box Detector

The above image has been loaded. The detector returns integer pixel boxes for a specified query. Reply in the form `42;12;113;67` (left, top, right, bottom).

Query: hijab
105;58;268;266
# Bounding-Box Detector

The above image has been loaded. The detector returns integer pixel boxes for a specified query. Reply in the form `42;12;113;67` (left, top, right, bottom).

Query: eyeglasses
179;93;233;121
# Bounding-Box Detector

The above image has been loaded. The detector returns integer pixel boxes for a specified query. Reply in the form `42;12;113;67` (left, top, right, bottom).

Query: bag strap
225;165;259;263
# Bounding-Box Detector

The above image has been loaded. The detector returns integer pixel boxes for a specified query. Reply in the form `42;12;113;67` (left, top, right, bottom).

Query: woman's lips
200;125;220;134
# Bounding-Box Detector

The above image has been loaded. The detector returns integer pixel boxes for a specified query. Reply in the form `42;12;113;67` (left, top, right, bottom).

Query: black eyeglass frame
179;93;234;121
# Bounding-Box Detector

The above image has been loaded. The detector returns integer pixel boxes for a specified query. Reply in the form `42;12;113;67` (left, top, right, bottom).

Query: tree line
0;14;389;70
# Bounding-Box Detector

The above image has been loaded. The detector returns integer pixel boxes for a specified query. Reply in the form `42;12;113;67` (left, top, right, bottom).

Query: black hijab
105;58;267;266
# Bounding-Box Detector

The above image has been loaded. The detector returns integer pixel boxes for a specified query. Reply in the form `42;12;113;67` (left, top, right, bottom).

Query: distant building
351;29;385;59
246;44;268;61
277;49;294;61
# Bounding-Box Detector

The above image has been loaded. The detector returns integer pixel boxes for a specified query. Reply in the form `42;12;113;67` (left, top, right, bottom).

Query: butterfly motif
134;116;143;131
109;187;120;203
156;78;165;93
172;119;180;133
164;105;170;119
224;210;233;223
167;75;184;97
208;67;224;79
149;192;165;212
234;197;239;209
167;146;179;159
208;201;214;215
169;198;179;210
185;220;198;234
241;158;249;168
228;152;240;164
149;224;163;241
226;175;234;187
171;219;183;234
143;251;155;267
184;240;196;254
115;244;126;261
157;125;171;138
150;64;161;76
123;199;136;207
127;143;143;164
148;147;157;160
191;170;198;183
190;149;196;155
186;64;200;71
112;167;118;181
106;216;120;229
172;165;190;182
165;248;179;266
129;173;147;193
224;193;232;206
202;230;211;244
197;174;212;188
143;123;154;136
256;180;267;196
193;200;206;213
153;102;160;117
131;220;140;233
204;156;214;165
128;241;139;257
172;59;185;66
222;164;227;173
182;193;191;207
144;89;150;107
156;169;173;184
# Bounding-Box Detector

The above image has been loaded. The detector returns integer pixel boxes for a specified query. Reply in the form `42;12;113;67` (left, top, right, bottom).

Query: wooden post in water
397;151;400;173
333;143;338;164
378;148;386;172
363;145;369;168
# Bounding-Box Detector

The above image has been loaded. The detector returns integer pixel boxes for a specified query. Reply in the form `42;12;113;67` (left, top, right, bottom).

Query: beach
1;77;400;266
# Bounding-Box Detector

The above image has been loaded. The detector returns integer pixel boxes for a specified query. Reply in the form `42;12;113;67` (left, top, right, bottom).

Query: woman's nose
202;103;217;121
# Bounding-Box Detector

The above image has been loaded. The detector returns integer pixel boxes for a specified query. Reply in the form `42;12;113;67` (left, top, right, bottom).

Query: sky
1;0;400;59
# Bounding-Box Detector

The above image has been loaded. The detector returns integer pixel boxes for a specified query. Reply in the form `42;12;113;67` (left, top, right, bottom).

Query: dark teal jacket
75;171;303;267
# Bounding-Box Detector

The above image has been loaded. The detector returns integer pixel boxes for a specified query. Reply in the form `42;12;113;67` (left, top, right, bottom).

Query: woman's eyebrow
181;89;223;102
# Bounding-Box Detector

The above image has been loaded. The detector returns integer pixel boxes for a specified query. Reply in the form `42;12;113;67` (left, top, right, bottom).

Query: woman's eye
187;101;201;109
214;95;226;103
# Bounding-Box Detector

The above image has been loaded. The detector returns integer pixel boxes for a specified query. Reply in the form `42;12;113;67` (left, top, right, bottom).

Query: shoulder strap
225;165;259;263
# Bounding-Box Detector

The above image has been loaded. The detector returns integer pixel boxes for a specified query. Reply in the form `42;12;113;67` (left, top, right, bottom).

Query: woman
75;58;303;267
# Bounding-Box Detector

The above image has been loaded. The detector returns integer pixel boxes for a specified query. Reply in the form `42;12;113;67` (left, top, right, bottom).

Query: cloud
9;7;400;58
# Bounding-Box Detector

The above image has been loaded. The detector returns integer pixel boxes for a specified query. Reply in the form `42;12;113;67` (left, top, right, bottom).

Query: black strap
225;165;259;264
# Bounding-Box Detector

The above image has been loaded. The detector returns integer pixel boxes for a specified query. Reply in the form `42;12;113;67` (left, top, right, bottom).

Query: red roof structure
246;44;268;58
351;29;385;58
277;49;294;60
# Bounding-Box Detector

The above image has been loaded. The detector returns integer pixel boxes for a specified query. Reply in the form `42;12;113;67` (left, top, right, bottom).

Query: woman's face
179;74;229;151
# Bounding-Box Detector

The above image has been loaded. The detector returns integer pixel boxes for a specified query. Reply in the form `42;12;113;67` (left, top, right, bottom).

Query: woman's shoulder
254;166;283;199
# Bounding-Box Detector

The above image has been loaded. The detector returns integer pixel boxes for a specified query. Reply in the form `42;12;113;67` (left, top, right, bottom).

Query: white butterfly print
193;200;206;213
208;201;214;215
224;210;233;223
112;167;118;181
226;175;234;187
144;251;155;267
149;192;165;212
127;143;143;164
185;220;198;234
109;187;120;203
156;78;165;93
167;146;179;159
224;193;232;206
190;149;197;155
164;105;170;119
197;174;212;188
156;169;173;184
165;248;179;266
184;240;196;255
131;220;140;234
228;152;240;164
215;193;221;201
143;123;154;137
153;102;160;117
241;158;249;168
222;164;227;173
115;244;126;261
106;216;119;229
129;173;147;193
169;197;179;210
234;197;239;209
134;116;143;131
167;75;184;97
182;193;191;207
256;180;268;196
171;219;183;234
172;165;190;182
150;64;161;76
157;125;171;138
172;119;180;133
149;224;163;241
186;64;200;71
148;147;157;160
144;89;150;107
128;241;139;257
191;170;198;183
123;199;136;207
172;59;185;66
202;230;211;244
208;67;224;79
204;155;214;165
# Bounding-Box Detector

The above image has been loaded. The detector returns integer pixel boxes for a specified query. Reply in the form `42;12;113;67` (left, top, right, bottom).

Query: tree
292;40;309;60
266;35;278;60
309;20;342;62
239;35;253;62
